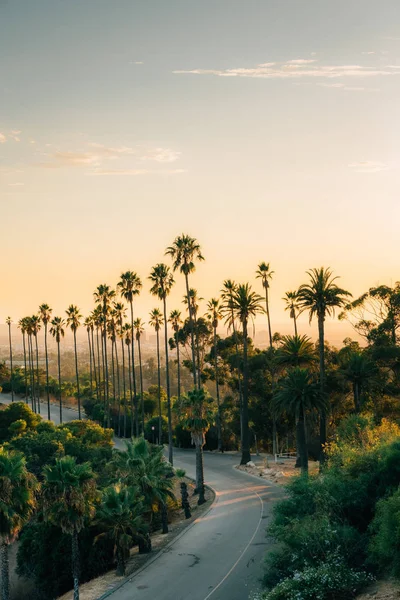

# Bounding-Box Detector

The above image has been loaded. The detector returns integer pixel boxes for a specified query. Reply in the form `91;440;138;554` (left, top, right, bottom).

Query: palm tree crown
149;308;163;332
50;317;65;342
297;267;352;323
66;305;82;332
165;234;204;275
149;264;174;300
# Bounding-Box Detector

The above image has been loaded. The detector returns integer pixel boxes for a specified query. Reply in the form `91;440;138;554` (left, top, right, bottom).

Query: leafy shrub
368;487;400;577
0;402;40;442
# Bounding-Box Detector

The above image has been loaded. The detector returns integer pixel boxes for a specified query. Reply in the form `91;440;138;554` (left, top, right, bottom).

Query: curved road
0;395;283;600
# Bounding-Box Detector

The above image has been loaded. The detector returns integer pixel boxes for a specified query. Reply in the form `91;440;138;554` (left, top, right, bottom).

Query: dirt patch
356;581;400;599
236;457;319;484
57;478;215;600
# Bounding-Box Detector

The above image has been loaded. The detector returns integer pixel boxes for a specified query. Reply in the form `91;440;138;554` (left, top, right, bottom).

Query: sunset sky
1;1;399;343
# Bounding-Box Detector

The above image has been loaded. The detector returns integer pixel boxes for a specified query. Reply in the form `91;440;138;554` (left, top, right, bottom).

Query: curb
98;480;218;600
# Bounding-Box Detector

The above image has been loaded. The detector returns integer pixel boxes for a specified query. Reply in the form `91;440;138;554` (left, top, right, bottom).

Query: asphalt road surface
0;394;283;600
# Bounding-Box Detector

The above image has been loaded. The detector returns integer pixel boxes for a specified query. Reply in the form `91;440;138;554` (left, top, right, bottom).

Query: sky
1;0;399;344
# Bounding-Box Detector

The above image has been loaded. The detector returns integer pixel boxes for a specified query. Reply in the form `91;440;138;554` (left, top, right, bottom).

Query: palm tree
169;310;183;402
149;308;164;446
113;303;126;434
39;304;53;419
49;316;65;423
256;262;274;348
338;348;377;413
181;388;213;505
186;288;203;387
276;334;317;369
96;484;144;576
149;264;175;463
221;279;244;449
206;298;223;451
42;456;97;600
24;317;35;411
0;448;38;600
120;323;131;437
118;271;142;436
282;291;300;336
273;368;324;474
5;318;14;403
18;319;29;404
93;306;103;402
166;234;204;388
107;313;118;428
133;318;145;434
84;316;94;398
94;285;116;427
66;305;83;419
230;283;264;464
297;267;352;460
30;315;41;414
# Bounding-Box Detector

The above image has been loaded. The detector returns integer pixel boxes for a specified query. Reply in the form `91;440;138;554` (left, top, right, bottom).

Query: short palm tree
205;298;223;451
0;448;38;600
149;308;164;446
297;267;352;460
166;234;204;388
282;291;300;336
169;309;183;402
96;483;144;576
133;318;145;434
181;388;213;505
5;317;14;403
39;303;53;419
273;368;324;474
338;348;377;413
149;264;175;463
42;456;97;600
256;262;274;348
17;318;29;404
66;305;83;419
276;334;317;369
49;316;65;423
230;283;264;464
118;271;142;435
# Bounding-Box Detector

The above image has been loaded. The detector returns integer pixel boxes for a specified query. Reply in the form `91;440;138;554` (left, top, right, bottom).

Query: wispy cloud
362;51;375;55
348;161;389;173
88;167;186;176
8;182;24;186
0;133;6;143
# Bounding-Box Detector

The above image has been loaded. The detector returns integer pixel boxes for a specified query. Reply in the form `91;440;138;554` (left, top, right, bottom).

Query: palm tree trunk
111;338;116;428
87;329;93;398
7;323;14;402
1;541;10;600
121;338;127;437
354;382;360;413
156;329;162;445
57;340;62;424
231;311;244;451
91;327;98;400
184;274;197;387
103;313;110;428
34;334;40;415
193;311;202;390
298;401;308;474
293;315;298;337
71;528;80;600
129;302;138;432
240;322;251;465
318;313;326;464
96;327;102;402
101;330;106;424
22;331;28;404
161;502;168;534
28;335;35;412
176;331;181;402
73;330;81;419
137;336;144;434
114;339;120;434
214;326;222;451
116;545;125;576
127;342;133;437
265;286;273;348
195;441;206;505
163;297;173;464
44;323;50;420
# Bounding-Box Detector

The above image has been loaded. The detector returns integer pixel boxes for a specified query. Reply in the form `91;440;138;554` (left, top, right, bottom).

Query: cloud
173;59;399;80
8;182;24;186
387;65;400;69
40;151;101;168
0;133;6;143
129;61;144;65
348;161;389;173
362;51;375;55
88;167;186;176
11;130;21;135
140;148;181;163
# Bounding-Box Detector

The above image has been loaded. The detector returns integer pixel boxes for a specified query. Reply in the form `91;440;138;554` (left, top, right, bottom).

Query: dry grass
356;581;400;599
236;457;319;484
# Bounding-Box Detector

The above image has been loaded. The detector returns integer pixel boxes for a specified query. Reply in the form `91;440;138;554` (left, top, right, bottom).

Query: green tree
49;317;65;423
297;267;352;460
42;456;97;600
66;305;83;419
230;283;264;464
256;261;274;348
282;291;300;336
149;264;175;463
166;234;204;388
39;304;53;419
149;308;164;447
205;298;223;451
276;335;317;369
338;348;378;413
0;448;38;600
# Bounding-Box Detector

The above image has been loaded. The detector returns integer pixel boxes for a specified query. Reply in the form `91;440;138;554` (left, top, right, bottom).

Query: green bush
368;487;400;577
0;402;41;442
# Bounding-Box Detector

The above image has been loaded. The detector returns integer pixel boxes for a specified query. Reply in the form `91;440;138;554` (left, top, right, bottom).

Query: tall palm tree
107;313;118;428
133;318;145;434
166;234;204;388
66;305;83;419
113;303;126;434
149;264;175;463
93;306;103;402
206;298;223;451
221;279;244;449
84;316;94;399
256;262;274;348
42;456;97;600
169;309;183;402
273;368;324;474
118;271;142;436
5;317;14;403
30;315;41;414
181;388;213;505
39;304;53;419
0;448;38;600
18;319;29;404
94;285;116;427
149;308;164;446
24;318;35;411
186;288;203;387
297;267;352;460
230;283;264;464
282;291;300;336
49;316;65;423
121;323;132;437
